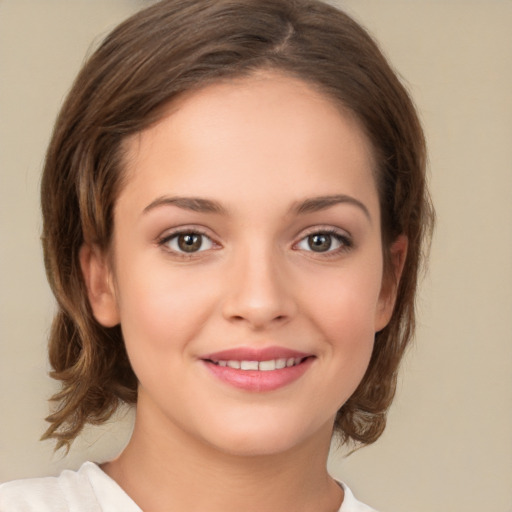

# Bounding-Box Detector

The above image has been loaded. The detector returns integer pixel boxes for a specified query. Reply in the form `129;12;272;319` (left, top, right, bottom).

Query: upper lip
201;346;313;362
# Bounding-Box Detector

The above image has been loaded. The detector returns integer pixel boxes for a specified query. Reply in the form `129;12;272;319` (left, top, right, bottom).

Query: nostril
221;285;297;328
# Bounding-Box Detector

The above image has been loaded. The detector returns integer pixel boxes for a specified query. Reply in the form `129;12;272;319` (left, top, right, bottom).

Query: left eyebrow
292;194;372;223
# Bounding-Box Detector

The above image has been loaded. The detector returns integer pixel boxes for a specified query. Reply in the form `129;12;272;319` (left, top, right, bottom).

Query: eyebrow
143;194;371;221
293;194;372;222
143;196;227;215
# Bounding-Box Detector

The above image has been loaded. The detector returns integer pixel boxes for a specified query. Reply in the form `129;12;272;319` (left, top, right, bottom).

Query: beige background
1;1;511;511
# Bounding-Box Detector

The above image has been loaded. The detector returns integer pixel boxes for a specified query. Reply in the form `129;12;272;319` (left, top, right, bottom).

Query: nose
221;245;297;330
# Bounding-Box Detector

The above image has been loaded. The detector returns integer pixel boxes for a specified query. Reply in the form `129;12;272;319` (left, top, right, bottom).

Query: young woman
0;0;433;510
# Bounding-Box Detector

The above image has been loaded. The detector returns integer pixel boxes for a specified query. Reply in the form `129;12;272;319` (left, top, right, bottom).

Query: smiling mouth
207;357;309;371
200;347;314;391
202;354;314;391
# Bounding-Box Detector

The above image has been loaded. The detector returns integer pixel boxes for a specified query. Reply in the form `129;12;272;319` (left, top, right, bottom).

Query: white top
0;462;377;512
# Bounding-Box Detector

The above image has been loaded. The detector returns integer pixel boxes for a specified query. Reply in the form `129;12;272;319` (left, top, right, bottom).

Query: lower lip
202;358;314;392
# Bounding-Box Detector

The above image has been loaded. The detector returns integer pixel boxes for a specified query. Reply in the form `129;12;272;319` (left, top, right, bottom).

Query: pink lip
200;346;314;392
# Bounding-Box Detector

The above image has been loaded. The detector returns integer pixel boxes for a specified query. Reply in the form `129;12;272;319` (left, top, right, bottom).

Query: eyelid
293;226;353;254
156;226;220;256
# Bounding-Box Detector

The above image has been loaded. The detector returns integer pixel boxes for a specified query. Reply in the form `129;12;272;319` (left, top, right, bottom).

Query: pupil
178;233;201;252
309;234;331;252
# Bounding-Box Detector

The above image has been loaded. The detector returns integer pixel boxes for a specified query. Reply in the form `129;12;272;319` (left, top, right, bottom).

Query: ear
374;235;408;332
79;244;120;327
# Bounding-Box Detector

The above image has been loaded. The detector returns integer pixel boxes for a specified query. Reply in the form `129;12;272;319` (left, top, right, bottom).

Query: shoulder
0;463;99;512
0;462;140;512
0;465;89;512
338;481;379;512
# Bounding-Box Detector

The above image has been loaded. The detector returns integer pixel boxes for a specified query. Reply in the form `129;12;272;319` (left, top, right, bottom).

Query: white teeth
259;360;276;371
275;358;287;369
214;358;305;371
240;360;259;370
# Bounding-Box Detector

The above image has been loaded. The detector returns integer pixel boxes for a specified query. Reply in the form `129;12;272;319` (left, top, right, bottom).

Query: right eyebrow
142;196;227;215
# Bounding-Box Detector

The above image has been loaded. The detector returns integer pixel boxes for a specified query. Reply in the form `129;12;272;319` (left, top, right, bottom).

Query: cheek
306;257;383;333
114;257;217;354
302;258;383;382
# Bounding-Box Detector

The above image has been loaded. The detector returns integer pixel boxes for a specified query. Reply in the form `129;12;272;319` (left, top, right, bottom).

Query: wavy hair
41;0;434;450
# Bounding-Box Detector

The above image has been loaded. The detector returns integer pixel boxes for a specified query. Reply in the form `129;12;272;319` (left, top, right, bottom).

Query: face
83;71;402;457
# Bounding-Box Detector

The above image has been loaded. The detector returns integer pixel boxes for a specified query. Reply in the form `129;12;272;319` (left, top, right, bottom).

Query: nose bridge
222;237;295;329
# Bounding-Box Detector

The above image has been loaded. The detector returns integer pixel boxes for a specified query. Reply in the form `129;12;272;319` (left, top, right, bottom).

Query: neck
102;405;343;512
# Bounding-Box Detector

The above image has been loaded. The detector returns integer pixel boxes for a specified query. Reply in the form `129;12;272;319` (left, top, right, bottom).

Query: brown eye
307;233;332;252
162;231;214;254
296;230;351;255
178;233;202;252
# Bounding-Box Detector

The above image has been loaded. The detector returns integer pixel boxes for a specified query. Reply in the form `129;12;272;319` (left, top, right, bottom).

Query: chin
196;412;333;458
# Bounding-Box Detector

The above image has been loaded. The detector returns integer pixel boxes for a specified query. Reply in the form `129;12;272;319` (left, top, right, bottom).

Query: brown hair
41;0;434;450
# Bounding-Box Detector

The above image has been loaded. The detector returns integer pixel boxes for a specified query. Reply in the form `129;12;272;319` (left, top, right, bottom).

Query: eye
161;231;214;254
296;230;351;253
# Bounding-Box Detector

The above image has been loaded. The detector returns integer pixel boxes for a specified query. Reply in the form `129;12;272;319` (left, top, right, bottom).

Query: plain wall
1;1;511;511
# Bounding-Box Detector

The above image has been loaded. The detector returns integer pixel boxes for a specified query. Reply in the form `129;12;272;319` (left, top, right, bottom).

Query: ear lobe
79;244;120;327
375;235;408;332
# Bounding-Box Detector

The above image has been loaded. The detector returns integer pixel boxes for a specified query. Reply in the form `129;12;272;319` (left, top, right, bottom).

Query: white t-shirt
0;462;377;512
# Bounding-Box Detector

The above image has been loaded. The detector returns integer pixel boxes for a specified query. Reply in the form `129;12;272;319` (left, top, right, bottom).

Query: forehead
119;71;378;215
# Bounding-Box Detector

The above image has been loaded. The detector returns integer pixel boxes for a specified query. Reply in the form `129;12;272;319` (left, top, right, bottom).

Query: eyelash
294;228;353;257
157;228;217;259
156;227;353;259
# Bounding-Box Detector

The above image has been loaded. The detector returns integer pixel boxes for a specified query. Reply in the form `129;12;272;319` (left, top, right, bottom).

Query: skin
81;71;406;512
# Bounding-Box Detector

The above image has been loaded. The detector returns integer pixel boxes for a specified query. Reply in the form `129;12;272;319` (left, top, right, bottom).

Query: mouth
207;356;309;371
200;347;315;392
